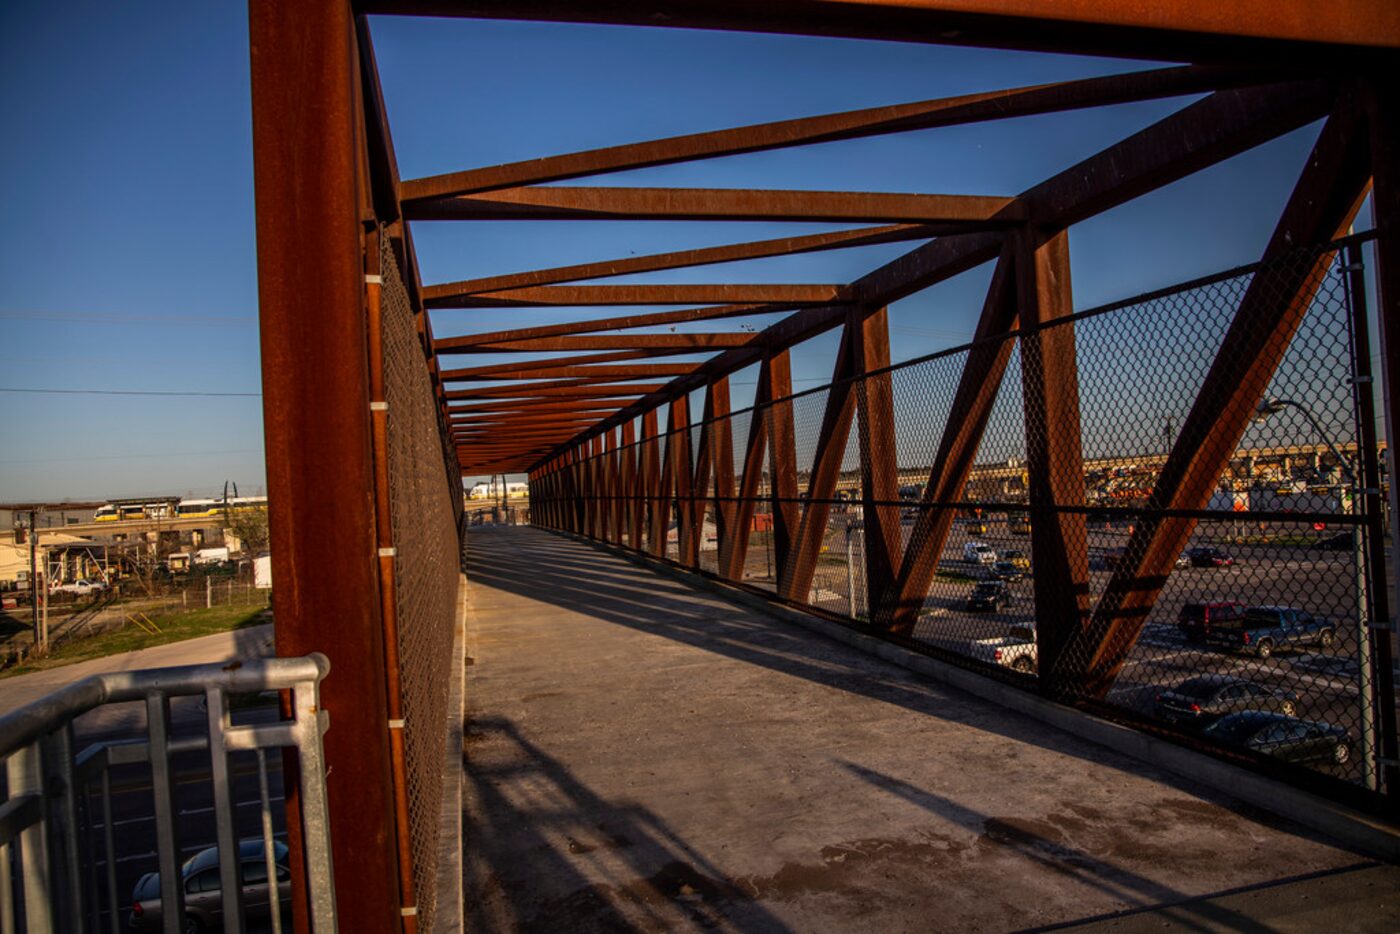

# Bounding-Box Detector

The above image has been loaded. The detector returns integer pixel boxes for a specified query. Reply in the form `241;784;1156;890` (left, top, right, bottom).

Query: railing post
6;745;51;932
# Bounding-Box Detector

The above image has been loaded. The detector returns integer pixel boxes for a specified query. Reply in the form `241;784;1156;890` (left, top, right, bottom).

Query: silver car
129;839;290;933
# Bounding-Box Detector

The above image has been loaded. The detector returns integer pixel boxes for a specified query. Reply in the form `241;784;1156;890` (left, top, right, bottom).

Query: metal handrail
0;654;337;934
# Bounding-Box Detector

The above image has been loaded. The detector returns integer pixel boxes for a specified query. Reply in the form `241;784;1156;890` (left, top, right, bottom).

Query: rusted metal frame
1072;97;1373;698
766;350;800;585
688;378;730;565
248;1;398;928
850;306;902;621
670;396;697;565
426;225;941;297
449;396;643;413
406;186;1023;224
607;428;625;544
446;363;704;381
621;420;642;549
1011;226;1090;697
707;379;738;575
451;332;762;351
719;357;774;580
586;436;603;540
778;320;858;602
879;246;1017;634
395;65;1287;200
434;284;840;309
363;228;426;929
446;380;667;399
441;349;711;379
451;409;621;425
849;82;1334;308
570;447;587;534
1362;79;1400;798
433;303;790;342
641;410;665;555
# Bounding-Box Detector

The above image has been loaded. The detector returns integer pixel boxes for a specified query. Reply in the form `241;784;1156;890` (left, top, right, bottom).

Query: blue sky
0;4;1368;500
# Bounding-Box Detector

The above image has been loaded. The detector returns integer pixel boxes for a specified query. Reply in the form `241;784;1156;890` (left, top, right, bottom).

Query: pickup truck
971;625;1037;673
51;579;106;596
1203;606;1336;659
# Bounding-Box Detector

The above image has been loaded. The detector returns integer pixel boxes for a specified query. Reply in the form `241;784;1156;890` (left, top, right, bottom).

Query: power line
0;448;265;465
0;387;261;398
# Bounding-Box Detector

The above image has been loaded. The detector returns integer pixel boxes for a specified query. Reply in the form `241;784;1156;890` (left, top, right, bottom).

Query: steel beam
446;381;667;399
248;1;399;929
446;363;703;381
1013;226;1089;695
879;246;1017;634
397;66;1289;199
640;410;662;554
851;306;901;620
432;304;792;343
426;225;941;296
670;396;696;565
433;284;841;309
447;333;761;352
720;358;773;581
690;378;731;566
779;321;858;602
406;186;1022;224
1071;99;1373;697
766;350;800;585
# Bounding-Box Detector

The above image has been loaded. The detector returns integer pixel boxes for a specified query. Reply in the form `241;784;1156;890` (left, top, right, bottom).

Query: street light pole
1256;396;1376;790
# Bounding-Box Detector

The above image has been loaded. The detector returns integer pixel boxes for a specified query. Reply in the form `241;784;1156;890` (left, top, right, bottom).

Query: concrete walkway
462;527;1393;932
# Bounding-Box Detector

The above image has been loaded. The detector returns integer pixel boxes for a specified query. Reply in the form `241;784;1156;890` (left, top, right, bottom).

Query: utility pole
27;509;43;650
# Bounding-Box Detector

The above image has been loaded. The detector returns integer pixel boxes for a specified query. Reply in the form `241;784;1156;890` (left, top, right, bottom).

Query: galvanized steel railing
0;655;336;933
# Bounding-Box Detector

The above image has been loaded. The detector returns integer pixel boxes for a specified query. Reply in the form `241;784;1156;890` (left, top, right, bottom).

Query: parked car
990;560;1025;582
1002;550;1031;571
1174;553;1192;568
1176;601;1247;642
51;579;106;596
1203;606;1336;659
1187;546;1235;567
971;625;1037;673
1314;532;1355;550
965;581;1010;612
1153;675;1298;729
963;541;997;565
129;839;291;933
1203;711;1351;765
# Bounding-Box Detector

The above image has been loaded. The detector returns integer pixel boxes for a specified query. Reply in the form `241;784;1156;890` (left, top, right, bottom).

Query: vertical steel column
690;378;730;566
622;420;642;550
851;307;901;622
780;322;857;602
641;410;663;554
671;395;696;566
248;1;400;928
880;251;1016;633
607;429;623;544
767;350;800;585
708;379;737;572
1014;226;1089;696
1362;80;1400;796
722;356;775;580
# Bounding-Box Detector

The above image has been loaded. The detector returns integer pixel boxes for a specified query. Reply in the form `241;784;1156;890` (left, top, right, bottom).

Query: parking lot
794;511;1395;786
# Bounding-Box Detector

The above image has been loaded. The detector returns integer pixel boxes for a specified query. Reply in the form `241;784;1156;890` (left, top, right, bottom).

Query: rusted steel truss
253;9;1400;919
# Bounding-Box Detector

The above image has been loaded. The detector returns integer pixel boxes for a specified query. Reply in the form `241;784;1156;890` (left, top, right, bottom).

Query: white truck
51;579;107;597
193;547;230;566
970;625;1037;673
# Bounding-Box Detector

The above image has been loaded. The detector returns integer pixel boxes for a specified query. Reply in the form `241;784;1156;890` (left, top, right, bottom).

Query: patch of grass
1;604;271;680
936;570;978;583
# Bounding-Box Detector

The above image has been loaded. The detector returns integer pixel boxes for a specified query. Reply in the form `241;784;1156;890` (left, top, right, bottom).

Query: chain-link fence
533;234;1397;811
381;232;463;931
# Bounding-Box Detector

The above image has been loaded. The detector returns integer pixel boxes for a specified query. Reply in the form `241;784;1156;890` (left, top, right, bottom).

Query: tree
227;507;270;555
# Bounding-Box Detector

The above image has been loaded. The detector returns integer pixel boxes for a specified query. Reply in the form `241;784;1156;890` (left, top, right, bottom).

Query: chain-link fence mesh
381;233;462;930
532;235;1396;809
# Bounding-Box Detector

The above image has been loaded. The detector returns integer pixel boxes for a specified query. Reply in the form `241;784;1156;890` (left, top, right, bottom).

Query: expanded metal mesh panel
381;233;461;931
533;237;1395;806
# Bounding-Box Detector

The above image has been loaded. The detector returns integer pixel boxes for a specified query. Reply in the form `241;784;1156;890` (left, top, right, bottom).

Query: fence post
205;576;212;610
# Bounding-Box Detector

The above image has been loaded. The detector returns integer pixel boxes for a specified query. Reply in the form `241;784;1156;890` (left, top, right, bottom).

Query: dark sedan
1203;711;1351;765
1187;546;1235;567
965;581;1010;612
1153;675;1297;729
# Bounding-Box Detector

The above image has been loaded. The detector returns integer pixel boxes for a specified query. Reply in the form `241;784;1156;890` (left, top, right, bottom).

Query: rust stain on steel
406;186;1023;224
397;66;1279;200
852;306;902;612
766;350;800;585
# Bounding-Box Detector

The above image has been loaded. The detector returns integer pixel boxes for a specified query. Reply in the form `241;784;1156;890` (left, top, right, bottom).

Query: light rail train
93;496;267;522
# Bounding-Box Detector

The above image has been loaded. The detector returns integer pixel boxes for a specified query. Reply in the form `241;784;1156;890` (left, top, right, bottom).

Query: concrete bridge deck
460;526;1393;933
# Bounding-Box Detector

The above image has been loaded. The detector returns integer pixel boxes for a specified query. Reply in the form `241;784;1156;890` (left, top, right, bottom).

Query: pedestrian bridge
458;524;1390;931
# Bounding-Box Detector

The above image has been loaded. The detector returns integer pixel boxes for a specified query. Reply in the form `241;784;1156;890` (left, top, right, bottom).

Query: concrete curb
430;573;469;934
556;529;1400;864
